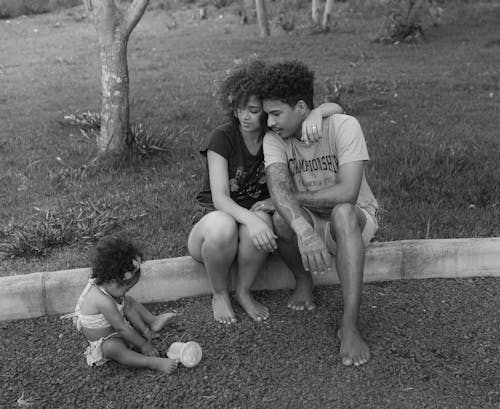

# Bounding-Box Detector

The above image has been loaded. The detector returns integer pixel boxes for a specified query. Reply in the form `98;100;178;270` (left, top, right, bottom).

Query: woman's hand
250;198;275;213
245;212;278;253
301;107;323;144
302;102;344;144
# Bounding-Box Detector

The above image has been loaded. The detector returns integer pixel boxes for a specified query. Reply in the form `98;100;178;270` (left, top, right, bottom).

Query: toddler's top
61;279;124;331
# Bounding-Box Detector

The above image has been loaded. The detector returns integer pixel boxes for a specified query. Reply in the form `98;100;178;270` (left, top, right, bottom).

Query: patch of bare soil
1;277;499;408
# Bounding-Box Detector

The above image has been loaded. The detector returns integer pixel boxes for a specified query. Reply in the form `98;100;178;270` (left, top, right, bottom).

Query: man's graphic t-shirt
196;121;269;210
263;114;378;219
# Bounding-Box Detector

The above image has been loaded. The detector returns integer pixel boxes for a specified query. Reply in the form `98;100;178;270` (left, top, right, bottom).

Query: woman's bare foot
235;290;269;322
287;276;316;311
153;357;178;374
337;327;371;366
212;292;237;324
150;312;181;333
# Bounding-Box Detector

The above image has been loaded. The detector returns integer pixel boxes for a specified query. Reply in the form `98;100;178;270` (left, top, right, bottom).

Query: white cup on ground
167;341;202;367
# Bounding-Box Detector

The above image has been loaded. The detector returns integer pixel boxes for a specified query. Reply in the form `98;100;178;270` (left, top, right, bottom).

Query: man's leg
188;211;238;324
234;211;272;322
330;203;370;366
272;210;316;311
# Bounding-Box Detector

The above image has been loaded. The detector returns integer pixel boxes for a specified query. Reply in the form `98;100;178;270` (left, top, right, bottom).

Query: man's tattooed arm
266;163;332;274
265;163;305;228
295;161;365;212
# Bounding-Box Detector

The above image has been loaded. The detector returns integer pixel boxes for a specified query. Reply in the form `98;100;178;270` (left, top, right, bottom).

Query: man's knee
331;203;359;232
272;211;294;239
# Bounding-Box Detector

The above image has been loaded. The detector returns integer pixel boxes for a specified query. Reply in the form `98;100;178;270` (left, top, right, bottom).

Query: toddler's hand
141;341;159;357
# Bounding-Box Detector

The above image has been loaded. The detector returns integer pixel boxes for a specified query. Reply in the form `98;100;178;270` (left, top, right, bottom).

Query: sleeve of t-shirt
201;125;233;160
263;131;288;167
333;116;370;166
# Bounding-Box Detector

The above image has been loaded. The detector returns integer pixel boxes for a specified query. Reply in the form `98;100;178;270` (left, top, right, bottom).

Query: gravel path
2;277;499;409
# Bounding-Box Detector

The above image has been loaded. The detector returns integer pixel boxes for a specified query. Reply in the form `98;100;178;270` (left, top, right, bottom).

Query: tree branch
122;0;150;37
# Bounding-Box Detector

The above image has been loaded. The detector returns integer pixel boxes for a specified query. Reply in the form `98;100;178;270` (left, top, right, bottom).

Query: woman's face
235;95;264;133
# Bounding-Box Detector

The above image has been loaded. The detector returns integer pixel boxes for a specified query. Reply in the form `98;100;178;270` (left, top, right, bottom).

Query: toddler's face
108;269;141;298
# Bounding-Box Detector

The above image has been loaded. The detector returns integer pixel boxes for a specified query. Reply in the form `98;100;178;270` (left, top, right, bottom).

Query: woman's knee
199;211;238;248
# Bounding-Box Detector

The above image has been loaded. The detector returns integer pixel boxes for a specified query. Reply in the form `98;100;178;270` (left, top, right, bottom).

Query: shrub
0;202;121;259
373;0;441;44
60;111;185;158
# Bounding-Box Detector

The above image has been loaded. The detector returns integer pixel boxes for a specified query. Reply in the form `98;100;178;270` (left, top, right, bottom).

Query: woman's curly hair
217;59;268;124
259;60;315;109
90;234;143;285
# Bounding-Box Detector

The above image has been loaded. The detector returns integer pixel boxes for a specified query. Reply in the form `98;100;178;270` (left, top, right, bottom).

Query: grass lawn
1;0;499;276
0;1;499;408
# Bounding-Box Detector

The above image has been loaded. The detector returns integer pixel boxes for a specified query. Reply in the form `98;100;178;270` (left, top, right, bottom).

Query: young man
260;61;379;366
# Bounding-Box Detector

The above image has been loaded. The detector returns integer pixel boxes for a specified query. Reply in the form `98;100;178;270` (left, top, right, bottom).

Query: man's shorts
302;206;378;255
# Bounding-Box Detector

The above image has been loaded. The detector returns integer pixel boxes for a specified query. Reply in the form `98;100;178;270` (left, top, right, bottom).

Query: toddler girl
64;235;179;374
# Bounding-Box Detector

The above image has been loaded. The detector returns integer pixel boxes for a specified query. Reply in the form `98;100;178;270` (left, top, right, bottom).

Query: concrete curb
1;238;499;321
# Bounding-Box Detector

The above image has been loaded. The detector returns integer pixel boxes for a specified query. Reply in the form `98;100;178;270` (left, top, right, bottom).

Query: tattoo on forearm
266;163;326;252
266;163;304;225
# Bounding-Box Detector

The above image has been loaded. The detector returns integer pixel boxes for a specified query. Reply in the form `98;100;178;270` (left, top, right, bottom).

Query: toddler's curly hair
217;59;268;124
259;60;315;109
90;234;143;285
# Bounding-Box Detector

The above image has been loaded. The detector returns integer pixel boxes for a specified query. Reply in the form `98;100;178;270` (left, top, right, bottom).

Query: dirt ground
1;278;499;408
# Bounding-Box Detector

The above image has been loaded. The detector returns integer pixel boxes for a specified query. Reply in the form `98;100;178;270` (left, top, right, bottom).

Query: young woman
188;60;344;324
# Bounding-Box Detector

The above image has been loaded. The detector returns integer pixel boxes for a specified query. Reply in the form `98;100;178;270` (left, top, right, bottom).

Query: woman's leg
102;337;177;374
234;211;272;322
188;211;239;324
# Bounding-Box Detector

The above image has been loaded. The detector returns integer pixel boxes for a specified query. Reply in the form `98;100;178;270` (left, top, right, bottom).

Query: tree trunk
312;0;320;26
322;0;334;31
84;0;149;162
321;0;334;31
255;0;269;37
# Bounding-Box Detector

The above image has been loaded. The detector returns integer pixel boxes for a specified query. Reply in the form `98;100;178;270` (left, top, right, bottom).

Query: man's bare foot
154;357;178;374
337;327;371;366
212;293;237;324
287;277;316;311
235;290;269;322
150;312;181;333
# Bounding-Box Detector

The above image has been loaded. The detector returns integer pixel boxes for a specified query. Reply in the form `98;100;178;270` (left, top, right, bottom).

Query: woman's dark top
196;122;269;210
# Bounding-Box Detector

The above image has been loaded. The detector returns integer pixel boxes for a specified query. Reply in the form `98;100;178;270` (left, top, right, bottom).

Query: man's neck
292;108;310;140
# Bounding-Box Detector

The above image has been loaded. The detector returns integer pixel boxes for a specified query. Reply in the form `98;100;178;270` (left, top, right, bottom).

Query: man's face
263;99;303;140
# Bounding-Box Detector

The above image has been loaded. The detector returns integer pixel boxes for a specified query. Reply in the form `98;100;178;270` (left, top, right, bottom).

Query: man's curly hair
90;234;143;285
217;59;268;124
259;60;315;109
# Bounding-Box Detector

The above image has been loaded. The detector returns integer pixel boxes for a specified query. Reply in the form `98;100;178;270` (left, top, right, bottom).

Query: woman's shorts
302;205;378;255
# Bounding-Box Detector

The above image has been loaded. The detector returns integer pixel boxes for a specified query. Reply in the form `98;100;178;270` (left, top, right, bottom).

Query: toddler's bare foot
212;293;237;324
154;357;178;374
337;327;371;367
287;276;316;311
150;312;181;333
235;290;269;322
